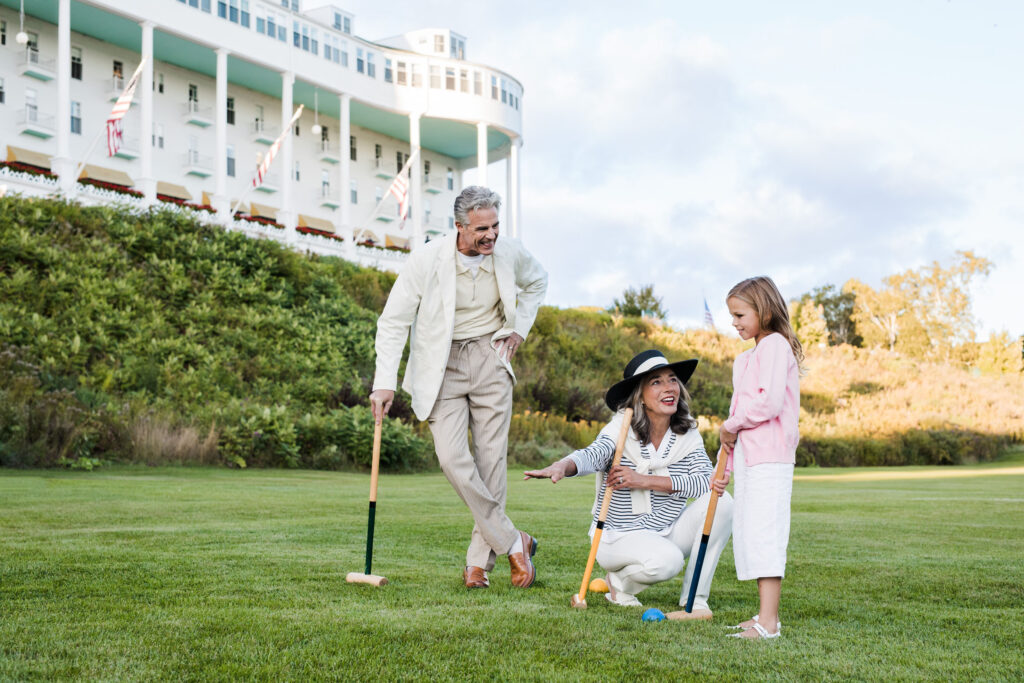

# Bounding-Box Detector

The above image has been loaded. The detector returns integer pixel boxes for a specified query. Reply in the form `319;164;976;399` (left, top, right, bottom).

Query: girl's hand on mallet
719;425;737;453
711;472;730;497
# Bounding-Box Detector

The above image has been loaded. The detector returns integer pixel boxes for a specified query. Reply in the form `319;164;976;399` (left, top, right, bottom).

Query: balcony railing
317;186;341;209
318;139;340;164
18;48;55;81
182;100;213;127
182;151;214;177
250;119;276;144
17;108;55;138
373;158;394;179
114;137;141;159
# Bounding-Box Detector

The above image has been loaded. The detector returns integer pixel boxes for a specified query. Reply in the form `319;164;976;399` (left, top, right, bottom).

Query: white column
138;21;156;205
339;92;352;256
53;0;74;194
214;49;229;220
476;121;488;188
510;137;522;239
280;71;295;237
410;111;422;249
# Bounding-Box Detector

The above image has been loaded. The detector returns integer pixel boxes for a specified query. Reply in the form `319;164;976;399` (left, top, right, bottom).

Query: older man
369;186;548;589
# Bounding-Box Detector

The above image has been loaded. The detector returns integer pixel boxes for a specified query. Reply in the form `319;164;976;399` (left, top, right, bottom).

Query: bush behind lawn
1;195;1020;470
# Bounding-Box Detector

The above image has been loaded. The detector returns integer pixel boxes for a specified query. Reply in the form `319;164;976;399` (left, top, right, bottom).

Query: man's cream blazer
372;231;548;421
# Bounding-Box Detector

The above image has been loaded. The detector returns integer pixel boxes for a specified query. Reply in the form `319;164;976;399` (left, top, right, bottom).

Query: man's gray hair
453;186;501;226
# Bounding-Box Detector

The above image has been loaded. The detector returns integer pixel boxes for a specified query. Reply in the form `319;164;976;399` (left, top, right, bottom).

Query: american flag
253;105;304;188
105;60;145;156
387;168;410;221
703;298;715;329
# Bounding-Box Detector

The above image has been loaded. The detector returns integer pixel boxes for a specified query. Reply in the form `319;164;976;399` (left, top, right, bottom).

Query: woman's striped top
568;430;713;533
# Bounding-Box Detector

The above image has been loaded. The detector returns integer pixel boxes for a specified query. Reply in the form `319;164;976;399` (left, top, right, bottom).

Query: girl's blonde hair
727;276;805;371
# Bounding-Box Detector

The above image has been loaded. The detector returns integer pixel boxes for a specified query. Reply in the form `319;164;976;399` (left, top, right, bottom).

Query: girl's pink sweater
723;332;800;473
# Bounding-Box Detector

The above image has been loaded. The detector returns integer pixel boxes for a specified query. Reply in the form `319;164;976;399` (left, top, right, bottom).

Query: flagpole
352;148;419;246
65;59;145;194
229;105;304;221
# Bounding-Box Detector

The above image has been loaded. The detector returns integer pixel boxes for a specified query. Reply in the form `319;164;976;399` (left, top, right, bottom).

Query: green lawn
2;457;1022;681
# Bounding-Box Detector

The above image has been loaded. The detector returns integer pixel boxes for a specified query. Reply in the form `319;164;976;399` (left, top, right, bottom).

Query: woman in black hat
525;350;733;613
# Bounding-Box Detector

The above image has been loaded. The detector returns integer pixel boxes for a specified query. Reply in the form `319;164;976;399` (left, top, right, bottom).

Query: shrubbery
1;195;1020;471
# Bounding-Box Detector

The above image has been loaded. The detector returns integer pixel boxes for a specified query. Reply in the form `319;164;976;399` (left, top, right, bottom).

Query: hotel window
320;126;329;145
25;88;38;120
375;186;383;203
1;20;6;46
491;75;498;99
425;200;431;223
188;83;198;104
343;16;350;34
350;180;357;204
434;34;444;53
226;97;235;125
227;144;235;177
396;151;408;174
310;28;318;55
202;0;211;11
242;1;251;27
356;48;364;74
256;5;265;33
340;40;348;67
70;101;81;134
217;1;226;18
374;144;382;165
0;78;5;105
501;79;507;104
26;31;39;51
321;170;330;194
473;71;482;95
396;61;406;85
411;63;422;87
460;69;469;93
430;65;440;89
446;167;454;191
384;58;393;83
152;124;164;148
445;67;455;90
424;160;431;179
333;12;341;30
367;53;376;78
157;73;164;93
349;135;357;161
230;0;239;23
113;60;124;86
294;160;300;182
71;47;83;80
277;15;286;41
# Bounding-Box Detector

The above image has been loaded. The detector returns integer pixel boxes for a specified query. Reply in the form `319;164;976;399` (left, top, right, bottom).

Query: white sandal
727;614;782;630
728;621;780;639
605;592;642;607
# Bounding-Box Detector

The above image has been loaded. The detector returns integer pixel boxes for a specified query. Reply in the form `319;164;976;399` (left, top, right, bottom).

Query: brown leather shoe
508;531;537;588
463;565;489;588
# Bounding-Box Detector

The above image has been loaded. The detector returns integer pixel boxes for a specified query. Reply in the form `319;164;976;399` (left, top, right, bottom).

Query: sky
312;0;1023;338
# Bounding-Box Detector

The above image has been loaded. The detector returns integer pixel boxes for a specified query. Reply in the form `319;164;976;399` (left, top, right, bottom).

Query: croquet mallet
346;418;388;587
666;448;729;621
570;407;633;609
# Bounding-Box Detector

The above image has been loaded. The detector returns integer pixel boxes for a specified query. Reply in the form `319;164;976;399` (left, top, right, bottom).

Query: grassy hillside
0;195;1019;470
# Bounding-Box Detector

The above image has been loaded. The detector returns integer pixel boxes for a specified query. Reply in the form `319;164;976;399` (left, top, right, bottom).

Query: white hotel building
0;0;524;269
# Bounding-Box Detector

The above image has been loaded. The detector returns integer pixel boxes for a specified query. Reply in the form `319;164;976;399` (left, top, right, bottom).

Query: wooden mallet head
570;593;588;609
346;572;388;587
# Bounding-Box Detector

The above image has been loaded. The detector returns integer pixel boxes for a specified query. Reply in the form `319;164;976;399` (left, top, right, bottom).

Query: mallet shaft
574;408;633;606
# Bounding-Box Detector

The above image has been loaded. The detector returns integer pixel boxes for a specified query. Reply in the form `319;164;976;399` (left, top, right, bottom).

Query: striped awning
6;145;52;170
298;214;336;232
356;229;381;243
156;181;192;200
249;202;278;219
79;164;134;187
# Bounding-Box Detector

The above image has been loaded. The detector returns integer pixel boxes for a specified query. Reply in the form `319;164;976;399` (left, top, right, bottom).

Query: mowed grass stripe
1;463;1022;681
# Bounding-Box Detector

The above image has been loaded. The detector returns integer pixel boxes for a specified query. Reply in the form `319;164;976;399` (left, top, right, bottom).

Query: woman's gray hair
453;186;501;226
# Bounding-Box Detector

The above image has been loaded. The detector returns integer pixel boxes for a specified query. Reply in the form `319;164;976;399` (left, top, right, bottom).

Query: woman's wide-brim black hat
604;349;699;411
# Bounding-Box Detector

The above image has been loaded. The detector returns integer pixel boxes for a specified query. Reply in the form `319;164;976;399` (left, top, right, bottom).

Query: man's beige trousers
428;335;518;571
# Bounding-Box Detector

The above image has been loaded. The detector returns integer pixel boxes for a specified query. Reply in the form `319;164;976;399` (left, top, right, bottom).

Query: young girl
712;276;803;640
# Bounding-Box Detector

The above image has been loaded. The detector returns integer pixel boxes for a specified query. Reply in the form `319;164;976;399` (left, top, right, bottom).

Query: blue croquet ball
642;608;666;622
